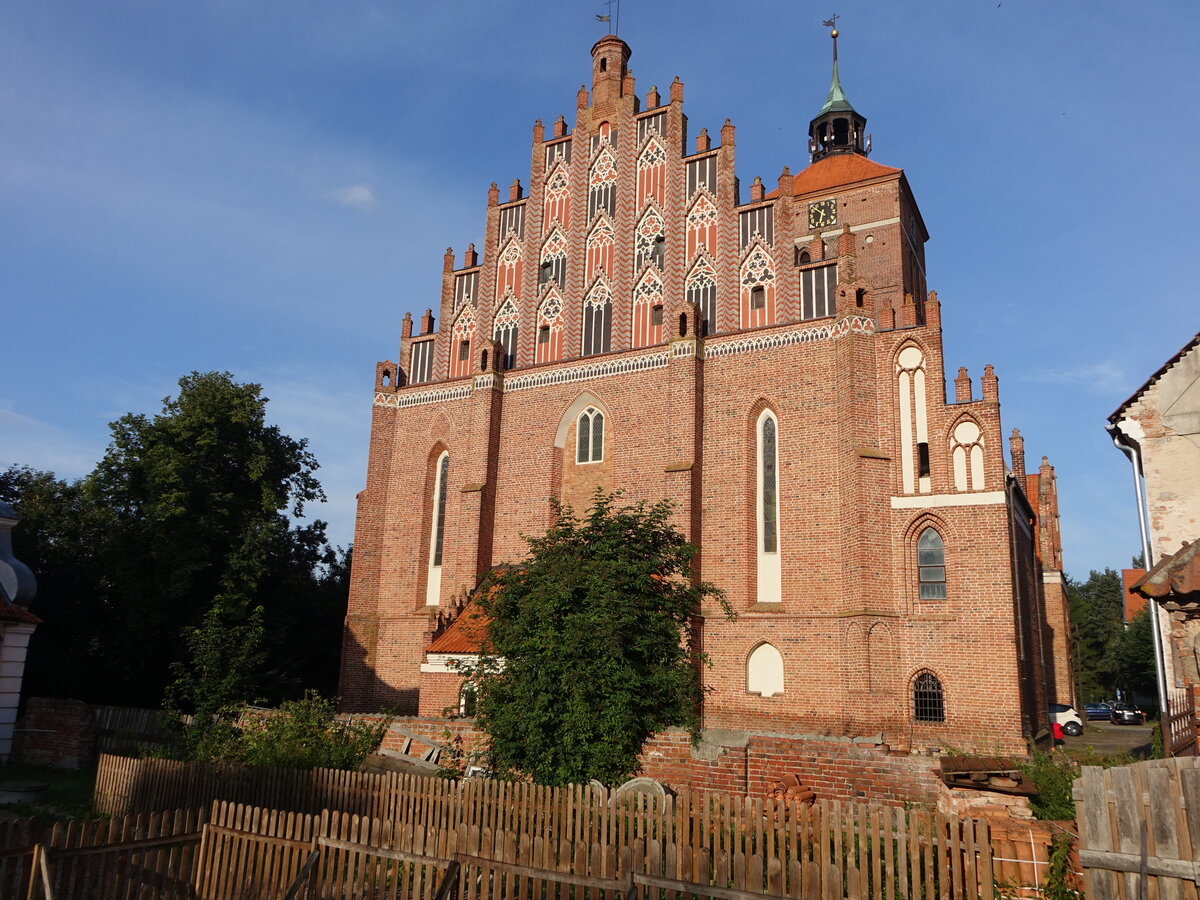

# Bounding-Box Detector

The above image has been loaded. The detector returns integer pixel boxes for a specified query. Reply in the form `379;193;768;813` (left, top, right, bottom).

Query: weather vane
822;14;840;59
596;0;619;35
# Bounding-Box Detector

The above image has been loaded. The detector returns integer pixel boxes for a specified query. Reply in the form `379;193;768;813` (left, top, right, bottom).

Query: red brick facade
340;36;1071;761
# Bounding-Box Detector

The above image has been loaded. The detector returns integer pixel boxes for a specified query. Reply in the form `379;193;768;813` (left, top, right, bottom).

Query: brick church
340;30;1073;758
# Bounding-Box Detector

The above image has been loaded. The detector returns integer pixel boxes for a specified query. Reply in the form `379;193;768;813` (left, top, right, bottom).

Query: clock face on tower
808;199;837;230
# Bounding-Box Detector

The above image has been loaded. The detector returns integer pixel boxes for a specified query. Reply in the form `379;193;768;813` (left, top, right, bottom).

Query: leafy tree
468;493;729;786
0;466;109;698
86;371;328;707
1111;607;1156;701
2;372;349;708
1067;568;1125;701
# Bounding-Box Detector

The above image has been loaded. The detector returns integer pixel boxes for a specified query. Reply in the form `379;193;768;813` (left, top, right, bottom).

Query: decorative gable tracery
632;268;664;348
687;256;718;336
539;229;567;289
495;240;523;301
582;278;613;356
536;290;564;364
586;217;615;282
588;147;617;221
637;139;666;208
740;243;776;329
543;167;571;231
634;208;665;271
686;193;718;259
449;309;476;379
493;297;519;370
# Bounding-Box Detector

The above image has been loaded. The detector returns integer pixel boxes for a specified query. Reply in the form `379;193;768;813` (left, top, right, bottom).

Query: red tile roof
1122;568;1149;621
427;602;491;654
1131;541;1200;599
767;154;902;200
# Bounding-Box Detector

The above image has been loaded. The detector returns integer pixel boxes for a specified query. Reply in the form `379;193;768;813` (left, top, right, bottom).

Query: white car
1050;703;1084;736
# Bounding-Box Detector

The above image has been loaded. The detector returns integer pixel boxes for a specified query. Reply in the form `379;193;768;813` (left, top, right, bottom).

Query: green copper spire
808;21;870;161
819;28;856;115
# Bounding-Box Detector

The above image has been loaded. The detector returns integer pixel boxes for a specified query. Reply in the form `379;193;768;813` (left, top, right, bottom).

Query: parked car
1049;703;1084;736
1084;702;1114;720
1110;704;1145;725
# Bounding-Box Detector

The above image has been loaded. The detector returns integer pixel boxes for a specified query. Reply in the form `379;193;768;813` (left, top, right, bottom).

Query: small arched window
917;528;946;600
576;407;604;464
747;643;784;697
459;683;478;717
912;671;944;722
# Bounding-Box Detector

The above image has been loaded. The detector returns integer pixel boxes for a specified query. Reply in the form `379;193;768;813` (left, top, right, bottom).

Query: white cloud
1019;360;1132;395
0;407;106;481
329;184;378;211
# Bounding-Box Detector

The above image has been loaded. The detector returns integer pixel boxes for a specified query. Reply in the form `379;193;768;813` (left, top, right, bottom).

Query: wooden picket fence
92;704;185;757
89;753;1063;896
207;795;1003;899
1074;756;1200;900
0;807;205;899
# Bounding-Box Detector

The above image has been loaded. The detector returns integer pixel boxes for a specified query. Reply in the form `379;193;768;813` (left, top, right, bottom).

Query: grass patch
0;762;96;822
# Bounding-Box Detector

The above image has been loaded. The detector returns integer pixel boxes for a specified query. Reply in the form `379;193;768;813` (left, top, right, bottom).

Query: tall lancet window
756;410;782;603
425;452;449;606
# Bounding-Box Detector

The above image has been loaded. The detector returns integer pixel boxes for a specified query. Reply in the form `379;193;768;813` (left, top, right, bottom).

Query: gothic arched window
425;451;449;606
756;410;782;603
493;298;519;370
917;527;947;600
576;407;604;464
687;258;717;336
582;281;612;356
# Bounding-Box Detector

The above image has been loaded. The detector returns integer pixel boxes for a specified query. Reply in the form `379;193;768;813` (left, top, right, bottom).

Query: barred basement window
917;528;947;600
912;671;944;722
576;407;604;464
800;263;837;320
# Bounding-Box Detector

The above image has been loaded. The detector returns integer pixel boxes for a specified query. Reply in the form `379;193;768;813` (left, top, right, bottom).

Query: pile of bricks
765;773;815;804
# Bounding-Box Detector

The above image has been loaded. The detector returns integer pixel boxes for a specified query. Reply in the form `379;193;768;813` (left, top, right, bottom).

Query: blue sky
2;1;1197;579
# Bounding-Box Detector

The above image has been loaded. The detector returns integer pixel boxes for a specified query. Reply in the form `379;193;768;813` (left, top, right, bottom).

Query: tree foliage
1068;565;1158;704
1;371;349;709
1067;568;1125;701
468;493;729;786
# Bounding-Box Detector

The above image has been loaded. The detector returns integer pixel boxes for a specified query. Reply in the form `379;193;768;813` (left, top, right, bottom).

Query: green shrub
174;691;390;770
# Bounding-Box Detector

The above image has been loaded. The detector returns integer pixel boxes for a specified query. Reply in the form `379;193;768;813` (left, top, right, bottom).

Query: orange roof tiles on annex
766;153;902;200
426;602;491;654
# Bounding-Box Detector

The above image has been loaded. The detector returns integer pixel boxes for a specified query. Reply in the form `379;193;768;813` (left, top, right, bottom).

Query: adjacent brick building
340;32;1072;759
